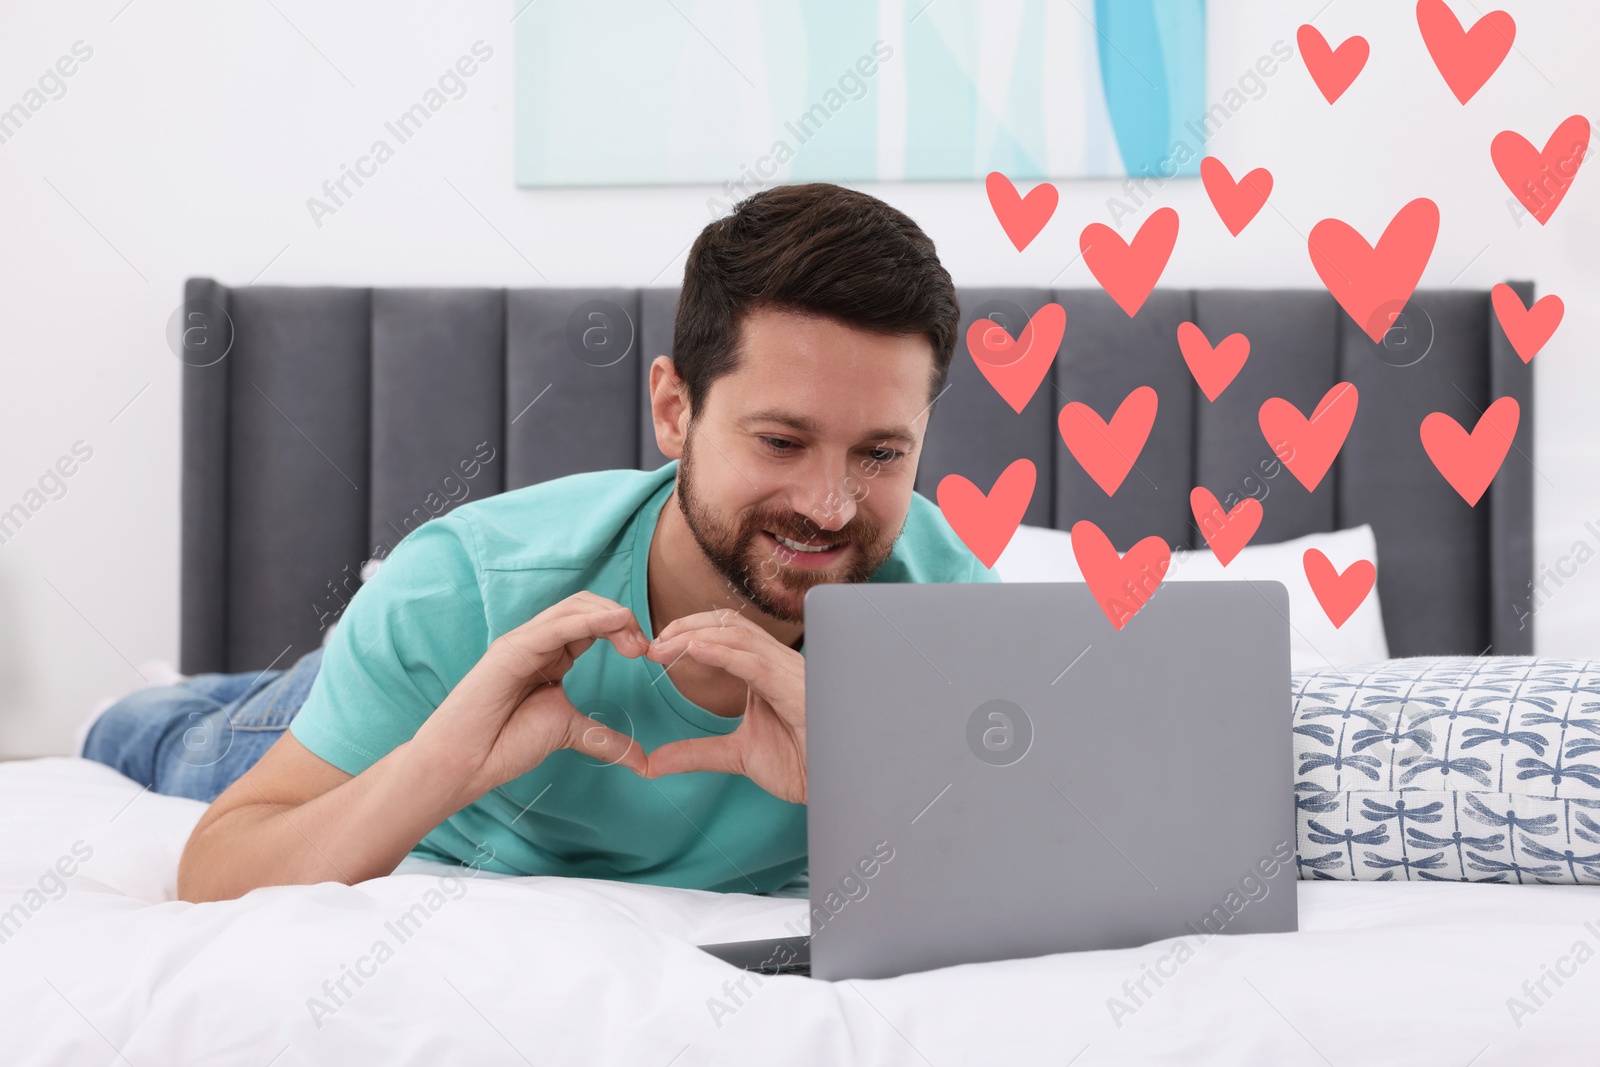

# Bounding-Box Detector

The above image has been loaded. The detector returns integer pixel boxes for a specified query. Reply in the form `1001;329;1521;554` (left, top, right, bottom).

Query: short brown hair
671;183;959;415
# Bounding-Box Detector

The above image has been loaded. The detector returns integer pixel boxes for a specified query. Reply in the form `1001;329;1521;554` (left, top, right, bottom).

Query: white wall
1;0;1596;756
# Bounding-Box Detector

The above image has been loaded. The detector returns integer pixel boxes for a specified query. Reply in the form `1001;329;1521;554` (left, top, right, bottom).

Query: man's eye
868;447;904;463
761;437;797;453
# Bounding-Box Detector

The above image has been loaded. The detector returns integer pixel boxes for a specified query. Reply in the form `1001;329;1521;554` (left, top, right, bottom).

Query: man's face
673;306;936;624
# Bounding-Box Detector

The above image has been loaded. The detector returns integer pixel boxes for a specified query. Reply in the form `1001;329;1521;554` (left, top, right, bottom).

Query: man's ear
649;356;692;459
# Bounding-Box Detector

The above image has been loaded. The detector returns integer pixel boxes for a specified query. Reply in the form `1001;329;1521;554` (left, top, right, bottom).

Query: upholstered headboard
179;278;1534;674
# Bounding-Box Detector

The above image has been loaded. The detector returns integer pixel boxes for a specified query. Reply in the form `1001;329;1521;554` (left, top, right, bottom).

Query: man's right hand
410;592;651;806
177;591;652;903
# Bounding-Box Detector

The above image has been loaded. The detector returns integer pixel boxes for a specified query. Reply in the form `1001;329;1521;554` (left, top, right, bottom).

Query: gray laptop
698;579;1298;981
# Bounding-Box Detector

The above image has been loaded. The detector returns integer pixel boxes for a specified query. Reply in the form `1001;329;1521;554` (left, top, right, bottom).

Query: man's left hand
639;611;807;804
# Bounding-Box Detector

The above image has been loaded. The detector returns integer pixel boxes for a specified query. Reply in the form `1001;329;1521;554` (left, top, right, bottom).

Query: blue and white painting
513;0;1206;187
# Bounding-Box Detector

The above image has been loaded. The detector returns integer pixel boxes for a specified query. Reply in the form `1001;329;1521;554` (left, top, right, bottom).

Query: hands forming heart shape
414;592;808;807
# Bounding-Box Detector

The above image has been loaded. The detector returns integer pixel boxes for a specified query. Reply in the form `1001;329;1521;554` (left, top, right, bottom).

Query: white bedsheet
2;758;1596;1066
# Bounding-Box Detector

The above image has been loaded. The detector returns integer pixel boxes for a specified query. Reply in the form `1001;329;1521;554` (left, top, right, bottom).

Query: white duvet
2;758;1597;1066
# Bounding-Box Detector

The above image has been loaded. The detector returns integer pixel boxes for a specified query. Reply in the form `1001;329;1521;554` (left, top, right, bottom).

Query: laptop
698;579;1298;981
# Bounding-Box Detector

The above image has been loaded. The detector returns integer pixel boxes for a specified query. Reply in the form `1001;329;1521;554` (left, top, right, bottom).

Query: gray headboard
180;277;1534;675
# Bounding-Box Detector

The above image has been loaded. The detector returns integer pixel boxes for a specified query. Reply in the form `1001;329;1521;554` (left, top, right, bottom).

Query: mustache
745;510;880;548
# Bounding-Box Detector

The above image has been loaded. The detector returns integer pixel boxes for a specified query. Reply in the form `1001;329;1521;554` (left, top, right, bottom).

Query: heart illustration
1308;198;1439;343
986;171;1058;252
1303;549;1376;628
966;302;1066;413
937;459;1036;568
1420;396;1520;506
1490;284;1563;363
1071;521;1172;631
1176;322;1250;401
1199;156;1273;236
1058;386;1159;497
1258;382;1360;492
1416;0;1515;104
1080;208;1179;318
1298;24;1369;104
1492;115;1590;226
1189;488;1264;567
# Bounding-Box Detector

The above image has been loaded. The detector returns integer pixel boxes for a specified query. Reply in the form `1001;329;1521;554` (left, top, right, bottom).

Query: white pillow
992;523;1390;672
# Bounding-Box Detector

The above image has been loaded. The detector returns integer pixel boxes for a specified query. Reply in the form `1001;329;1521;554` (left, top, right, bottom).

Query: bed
5;757;1595;1065
6;279;1573;1065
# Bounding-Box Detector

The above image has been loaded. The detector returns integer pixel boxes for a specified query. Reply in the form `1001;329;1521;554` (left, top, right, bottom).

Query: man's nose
792;455;858;534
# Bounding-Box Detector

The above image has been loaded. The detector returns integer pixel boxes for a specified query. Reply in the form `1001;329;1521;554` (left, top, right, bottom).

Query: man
94;182;997;902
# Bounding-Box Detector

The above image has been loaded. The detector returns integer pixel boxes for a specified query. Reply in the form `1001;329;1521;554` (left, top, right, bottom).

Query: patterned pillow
1291;657;1600;884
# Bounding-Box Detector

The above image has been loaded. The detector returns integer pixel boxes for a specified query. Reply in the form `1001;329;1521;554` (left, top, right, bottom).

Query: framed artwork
514;0;1206;188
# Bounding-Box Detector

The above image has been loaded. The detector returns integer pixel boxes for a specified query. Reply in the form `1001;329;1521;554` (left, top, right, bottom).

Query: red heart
1297;24;1369;104
1176;322;1250;402
1071;521;1171;631
1199;156;1273;236
1416;0;1514;104
986;171;1058;252
1308;198;1439;344
1258;382;1360;492
1490;284;1563;364
966;302;1065;413
1492;115;1590;226
1303;549;1376;628
1189;488;1264;567
1420;396;1519;506
1080;208;1179;318
1057;386;1159;497
937;459;1036;568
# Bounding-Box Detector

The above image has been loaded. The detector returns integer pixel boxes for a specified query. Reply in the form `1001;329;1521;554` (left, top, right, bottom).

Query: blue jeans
83;648;323;802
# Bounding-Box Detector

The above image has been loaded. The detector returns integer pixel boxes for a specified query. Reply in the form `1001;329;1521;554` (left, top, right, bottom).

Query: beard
675;429;898;624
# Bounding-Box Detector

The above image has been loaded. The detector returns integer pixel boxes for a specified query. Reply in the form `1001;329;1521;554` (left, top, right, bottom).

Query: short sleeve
970;553;1003;582
289;515;489;776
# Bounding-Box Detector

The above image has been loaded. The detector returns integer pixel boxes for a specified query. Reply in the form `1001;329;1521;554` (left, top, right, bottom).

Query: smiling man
109;183;997;902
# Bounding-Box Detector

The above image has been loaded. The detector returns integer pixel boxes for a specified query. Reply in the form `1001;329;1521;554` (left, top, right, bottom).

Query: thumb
562;709;647;775
642;735;745;780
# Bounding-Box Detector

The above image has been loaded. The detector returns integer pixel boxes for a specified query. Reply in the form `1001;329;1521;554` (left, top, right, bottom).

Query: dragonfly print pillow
1291;657;1600;884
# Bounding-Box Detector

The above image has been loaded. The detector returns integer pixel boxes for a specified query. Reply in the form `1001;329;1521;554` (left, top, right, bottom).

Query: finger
545;603;649;658
589;615;650;659
649;615;775;663
652;606;763;646
668;638;779;696
572;594;648;643
559;596;650;657
563;711;647;775
497;606;642;671
508;596;650;657
651;622;767;656
642;735;745;779
501;598;618;643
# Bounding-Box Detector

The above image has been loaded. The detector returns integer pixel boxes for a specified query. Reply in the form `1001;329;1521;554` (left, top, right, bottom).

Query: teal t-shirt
289;459;998;893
